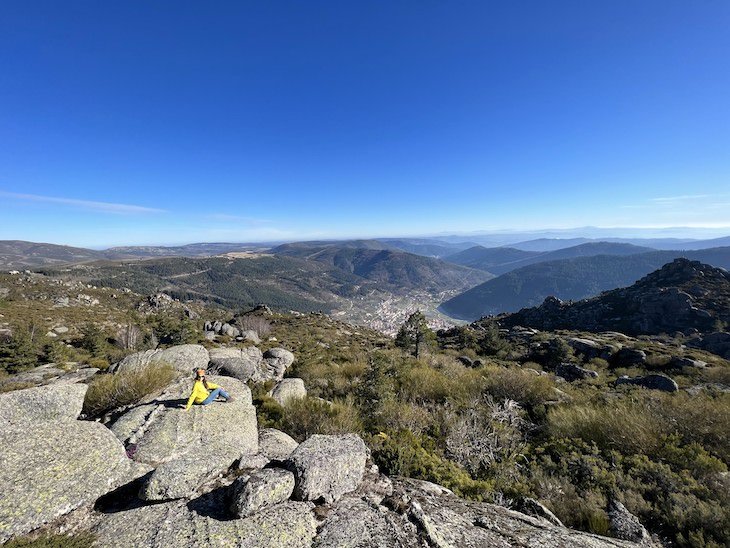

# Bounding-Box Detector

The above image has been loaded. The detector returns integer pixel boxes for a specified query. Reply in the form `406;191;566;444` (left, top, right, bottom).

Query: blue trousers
202;387;230;405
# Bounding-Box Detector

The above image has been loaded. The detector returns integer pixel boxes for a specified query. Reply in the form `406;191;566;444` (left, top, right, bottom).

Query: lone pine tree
395;310;436;358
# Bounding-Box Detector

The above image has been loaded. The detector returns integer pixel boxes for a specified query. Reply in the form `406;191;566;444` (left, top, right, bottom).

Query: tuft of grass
0;381;37;393
484;366;555;412
82;362;176;417
279;395;363;442
547;397;665;455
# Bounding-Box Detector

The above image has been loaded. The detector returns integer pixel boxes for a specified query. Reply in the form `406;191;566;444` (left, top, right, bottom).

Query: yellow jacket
185;380;219;410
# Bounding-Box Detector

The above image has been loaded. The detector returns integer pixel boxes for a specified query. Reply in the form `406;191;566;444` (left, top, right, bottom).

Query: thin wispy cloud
650;194;712;203
0;191;167;215
622;194;726;210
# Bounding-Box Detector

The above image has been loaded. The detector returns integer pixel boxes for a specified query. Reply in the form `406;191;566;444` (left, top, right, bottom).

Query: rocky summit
499;258;730;336
0;355;656;547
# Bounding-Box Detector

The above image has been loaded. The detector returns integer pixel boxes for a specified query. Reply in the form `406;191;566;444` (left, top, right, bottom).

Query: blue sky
1;1;729;247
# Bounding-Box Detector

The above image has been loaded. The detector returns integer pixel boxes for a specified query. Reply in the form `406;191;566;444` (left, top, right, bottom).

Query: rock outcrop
110;344;210;376
229;468;296;518
287;433;369;503
259;428;299;461
608;500;652;544
207;346;295;382
615;374;679;392
208;346;264;382
262;348;295;381
556;362;599;382
269;378;307;406
0;382;87;424
108;375;258;501
0;384;142;544
92;495;318;548
499;259;730;337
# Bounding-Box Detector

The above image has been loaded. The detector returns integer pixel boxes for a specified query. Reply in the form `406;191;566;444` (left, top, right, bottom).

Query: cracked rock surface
108;375;258;501
110;344;210;375
1;419;140;544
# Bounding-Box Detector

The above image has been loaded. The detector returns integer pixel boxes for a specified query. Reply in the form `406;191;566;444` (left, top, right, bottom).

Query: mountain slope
272;243;492;293
443;246;539;271
40;256;367;313
377;238;477;258
0;240;108;268
498;258;730;335
440;247;730;321
442;241;656;275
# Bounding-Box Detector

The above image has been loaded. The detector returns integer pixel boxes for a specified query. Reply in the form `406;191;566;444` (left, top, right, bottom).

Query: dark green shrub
369;430;493;500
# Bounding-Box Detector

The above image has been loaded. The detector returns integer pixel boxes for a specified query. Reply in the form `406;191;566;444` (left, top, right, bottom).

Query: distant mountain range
495;258;730;336
3;232;730;270
439;247;730;321
0;240;268;268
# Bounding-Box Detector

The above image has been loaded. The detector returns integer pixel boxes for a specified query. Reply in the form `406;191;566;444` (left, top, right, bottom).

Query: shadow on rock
94;471;155;514
186;485;235;521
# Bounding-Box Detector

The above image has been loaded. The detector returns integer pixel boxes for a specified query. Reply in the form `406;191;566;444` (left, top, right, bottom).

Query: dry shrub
236;315;272;337
701;366;730;387
400;361;484;405
280;395;363;442
548;397;668;455
374;398;434;436
484;366;555;410
444;396;526;480
647;392;730;463
83;362;176;417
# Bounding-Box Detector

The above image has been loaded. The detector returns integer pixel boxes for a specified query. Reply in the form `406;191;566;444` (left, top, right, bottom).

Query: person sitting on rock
184;368;234;410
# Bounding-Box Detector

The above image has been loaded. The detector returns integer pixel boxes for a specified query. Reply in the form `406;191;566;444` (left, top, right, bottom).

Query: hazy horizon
4;224;730;251
1;2;728;247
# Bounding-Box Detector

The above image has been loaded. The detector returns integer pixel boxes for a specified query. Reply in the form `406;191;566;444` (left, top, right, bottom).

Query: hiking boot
226;396;235;403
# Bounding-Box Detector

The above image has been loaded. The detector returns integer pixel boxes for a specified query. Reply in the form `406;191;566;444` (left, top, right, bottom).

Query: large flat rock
0;383;87;425
108;375;258;501
0;419;137;544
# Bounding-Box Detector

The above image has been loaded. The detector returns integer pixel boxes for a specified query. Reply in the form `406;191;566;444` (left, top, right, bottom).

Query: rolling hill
271;242;492;293
443;246;539;271
0;240;107;268
39;255;366;313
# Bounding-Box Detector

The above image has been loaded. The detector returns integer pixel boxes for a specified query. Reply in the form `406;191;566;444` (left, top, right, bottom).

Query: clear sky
1;1;729;247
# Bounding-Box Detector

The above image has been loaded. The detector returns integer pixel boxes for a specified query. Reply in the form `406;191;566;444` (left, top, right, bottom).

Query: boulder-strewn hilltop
2;346;651;547
499;258;730;336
